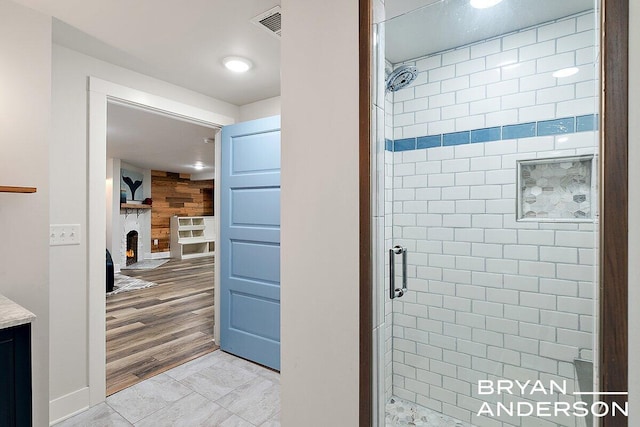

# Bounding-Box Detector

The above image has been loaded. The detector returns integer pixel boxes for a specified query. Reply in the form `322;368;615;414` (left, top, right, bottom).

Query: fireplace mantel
120;203;151;209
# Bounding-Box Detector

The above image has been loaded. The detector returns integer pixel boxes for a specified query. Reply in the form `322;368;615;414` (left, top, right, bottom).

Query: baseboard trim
150;251;170;259
49;387;90;425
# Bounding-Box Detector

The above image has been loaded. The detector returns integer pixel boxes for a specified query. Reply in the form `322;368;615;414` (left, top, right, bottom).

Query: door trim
599;1;629;425
359;0;373;426
358;1;630;425
87;77;234;405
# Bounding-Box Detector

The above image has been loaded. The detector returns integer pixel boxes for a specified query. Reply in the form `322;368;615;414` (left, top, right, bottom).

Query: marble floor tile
134;392;234;427
224;354;280;383
386;396;471;427
256;367;280;383
106;373;193;423
216;376;280;426
180;359;258;401
218;414;256;427
258;412;281;427
164;350;226;381
55;351;281;427
53;403;132;427
226;354;272;375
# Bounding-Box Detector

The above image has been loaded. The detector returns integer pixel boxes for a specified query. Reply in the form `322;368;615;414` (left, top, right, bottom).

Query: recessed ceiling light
552;67;579;78
470;0;504;9
194;162;204;170
223;56;252;73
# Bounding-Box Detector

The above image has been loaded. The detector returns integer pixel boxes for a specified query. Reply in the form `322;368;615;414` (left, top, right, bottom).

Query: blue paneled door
220;116;281;370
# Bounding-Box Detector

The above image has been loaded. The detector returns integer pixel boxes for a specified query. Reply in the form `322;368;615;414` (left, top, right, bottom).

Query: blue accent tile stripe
385;139;393;152
443;131;470;146
417;135;442;149
537;117;575;136
471;127;501;144
502;122;536;139
393;138;416;152
385;114;599;151
577;114;598;132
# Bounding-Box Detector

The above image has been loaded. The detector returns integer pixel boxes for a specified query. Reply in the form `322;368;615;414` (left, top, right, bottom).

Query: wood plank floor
106;256;217;396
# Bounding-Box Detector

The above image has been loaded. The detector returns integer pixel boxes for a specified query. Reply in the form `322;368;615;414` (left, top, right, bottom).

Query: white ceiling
385;0;594;64
14;0;281;106
107;102;216;175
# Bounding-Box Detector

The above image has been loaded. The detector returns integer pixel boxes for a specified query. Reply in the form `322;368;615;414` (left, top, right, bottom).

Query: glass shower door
376;1;601;426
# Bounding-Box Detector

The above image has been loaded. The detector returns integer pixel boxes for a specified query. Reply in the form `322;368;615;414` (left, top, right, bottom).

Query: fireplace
126;230;138;266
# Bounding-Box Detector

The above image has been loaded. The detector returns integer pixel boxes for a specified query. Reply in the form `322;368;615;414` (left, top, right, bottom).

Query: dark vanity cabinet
0;323;32;427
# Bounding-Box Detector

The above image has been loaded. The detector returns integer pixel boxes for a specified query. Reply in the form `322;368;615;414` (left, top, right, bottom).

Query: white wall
628;0;639;424
280;0;360;426
0;1;50;426
239;96;281;122
49;44;240;422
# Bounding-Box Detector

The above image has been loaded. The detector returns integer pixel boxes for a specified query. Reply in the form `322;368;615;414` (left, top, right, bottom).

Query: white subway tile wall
386;12;598;427
391;13;597;142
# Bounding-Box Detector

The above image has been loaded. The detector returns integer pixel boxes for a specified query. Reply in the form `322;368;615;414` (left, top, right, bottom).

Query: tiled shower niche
518;155;594;221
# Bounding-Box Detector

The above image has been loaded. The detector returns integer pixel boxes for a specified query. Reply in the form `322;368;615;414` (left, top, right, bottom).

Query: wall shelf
120;203;151;217
120;203;151;209
0;186;37;193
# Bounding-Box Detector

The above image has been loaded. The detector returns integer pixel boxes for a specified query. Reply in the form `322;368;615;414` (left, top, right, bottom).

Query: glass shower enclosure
371;1;601;426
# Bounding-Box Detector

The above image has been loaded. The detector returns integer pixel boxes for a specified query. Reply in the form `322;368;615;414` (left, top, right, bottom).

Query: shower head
385;65;419;92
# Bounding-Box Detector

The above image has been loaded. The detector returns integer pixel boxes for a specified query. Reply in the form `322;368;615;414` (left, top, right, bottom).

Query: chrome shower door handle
389;248;396;300
389;245;408;300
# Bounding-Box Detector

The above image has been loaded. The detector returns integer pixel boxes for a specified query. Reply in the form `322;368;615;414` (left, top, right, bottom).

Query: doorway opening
104;100;218;395
87;77;235;404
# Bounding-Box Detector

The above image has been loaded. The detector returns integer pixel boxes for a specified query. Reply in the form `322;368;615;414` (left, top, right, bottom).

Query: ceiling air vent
251;6;281;38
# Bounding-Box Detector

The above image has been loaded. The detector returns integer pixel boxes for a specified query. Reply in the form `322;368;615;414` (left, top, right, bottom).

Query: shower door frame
357;0;630;426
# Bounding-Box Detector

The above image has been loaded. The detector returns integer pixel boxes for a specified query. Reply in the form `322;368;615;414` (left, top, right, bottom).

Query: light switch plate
50;224;81;246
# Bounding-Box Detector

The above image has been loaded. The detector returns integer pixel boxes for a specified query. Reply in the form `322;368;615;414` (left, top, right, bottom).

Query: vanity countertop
0;294;36;329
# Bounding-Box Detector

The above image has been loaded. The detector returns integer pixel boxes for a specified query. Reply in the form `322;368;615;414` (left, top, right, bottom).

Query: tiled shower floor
386;397;474;427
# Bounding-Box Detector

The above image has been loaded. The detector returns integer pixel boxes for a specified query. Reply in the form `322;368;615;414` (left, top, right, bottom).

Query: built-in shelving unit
0;186;37;193
170;216;215;259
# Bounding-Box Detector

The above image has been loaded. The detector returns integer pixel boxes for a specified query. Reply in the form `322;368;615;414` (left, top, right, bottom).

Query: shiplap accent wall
150;171;213;253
